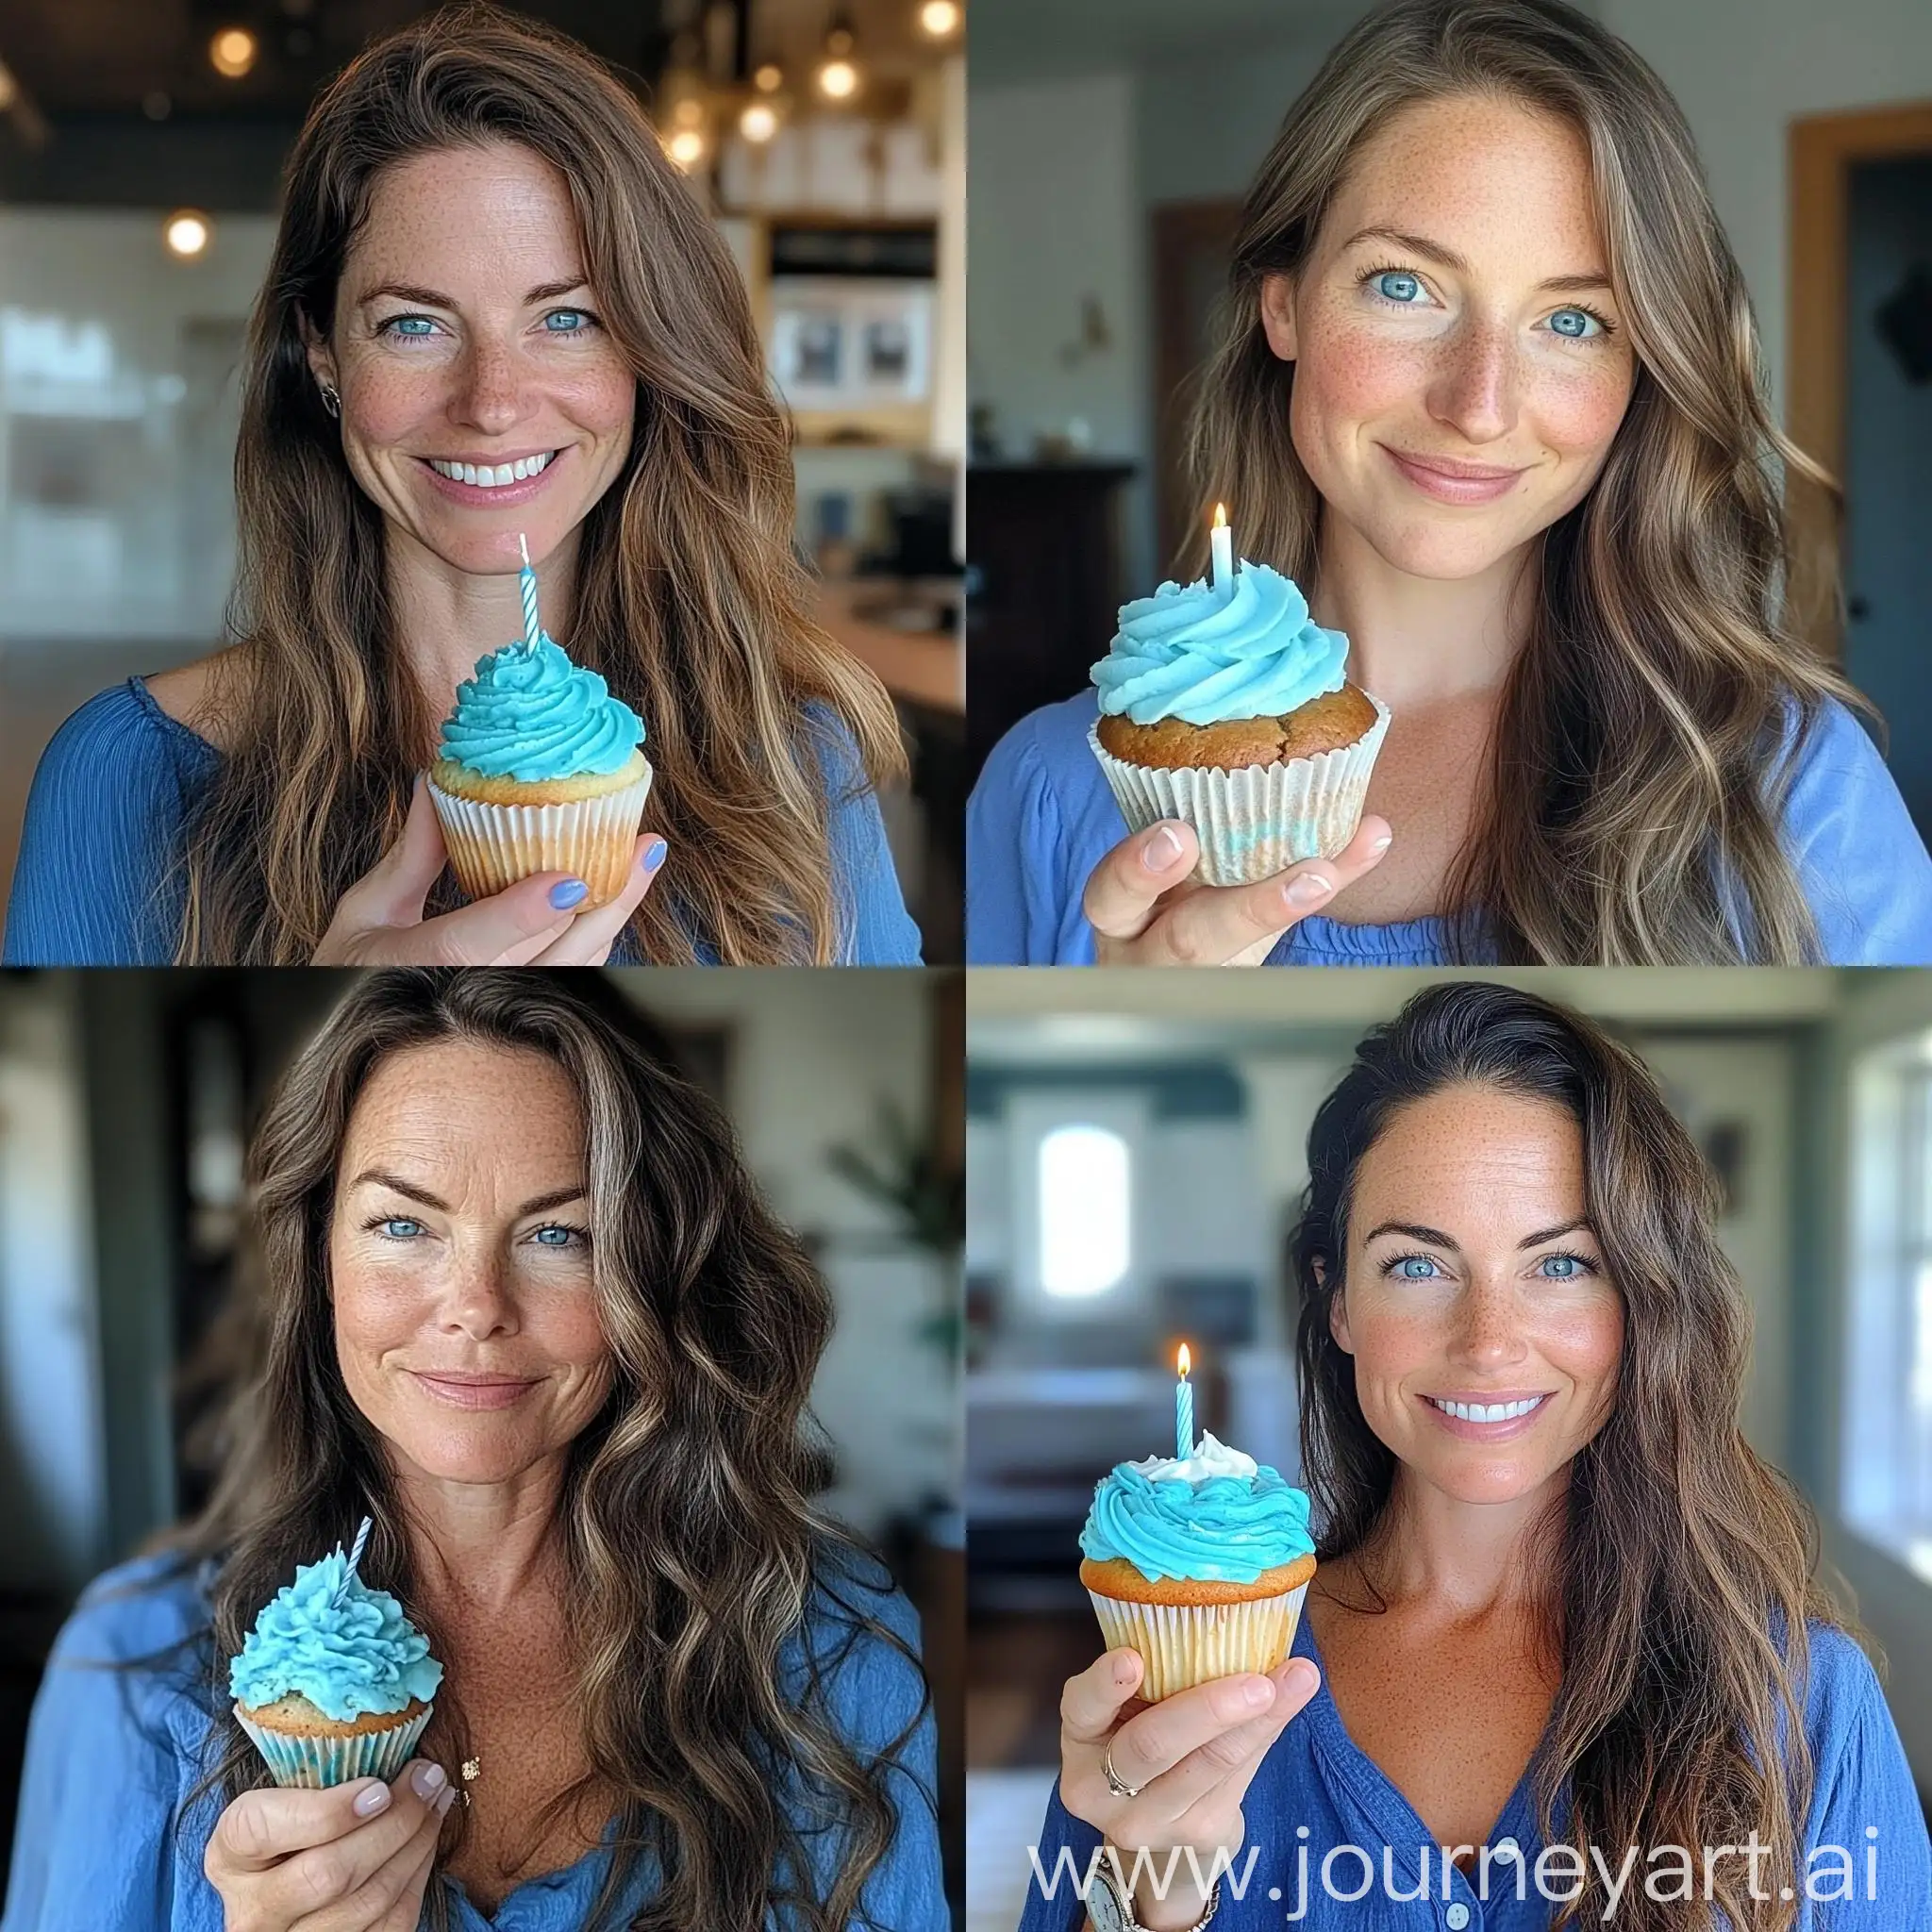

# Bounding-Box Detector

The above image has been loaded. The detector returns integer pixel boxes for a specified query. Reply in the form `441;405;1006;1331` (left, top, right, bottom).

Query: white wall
1600;0;1932;425
967;71;1155;586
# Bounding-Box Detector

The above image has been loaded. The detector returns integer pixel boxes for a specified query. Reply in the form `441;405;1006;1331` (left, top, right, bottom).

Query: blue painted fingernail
549;878;590;910
641;838;668;874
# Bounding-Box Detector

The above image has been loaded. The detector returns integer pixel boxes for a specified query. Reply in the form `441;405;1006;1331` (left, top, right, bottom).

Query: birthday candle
1209;504;1234;594
517;533;542;652
333;1516;373;1608
1175;1343;1193;1461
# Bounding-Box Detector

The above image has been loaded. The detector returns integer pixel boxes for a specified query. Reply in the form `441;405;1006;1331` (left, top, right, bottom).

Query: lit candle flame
1178;1341;1191;1377
1211;504;1226;530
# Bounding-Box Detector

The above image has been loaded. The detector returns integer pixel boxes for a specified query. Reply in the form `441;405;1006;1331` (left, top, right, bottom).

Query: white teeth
1430;1395;1545;1424
427;451;557;488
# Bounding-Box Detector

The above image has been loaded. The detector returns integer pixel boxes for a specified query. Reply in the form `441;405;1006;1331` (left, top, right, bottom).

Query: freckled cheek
1528;361;1633;468
1535;1294;1625;1407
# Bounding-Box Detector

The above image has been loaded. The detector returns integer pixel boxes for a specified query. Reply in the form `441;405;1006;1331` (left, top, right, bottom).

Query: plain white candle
1210;503;1234;593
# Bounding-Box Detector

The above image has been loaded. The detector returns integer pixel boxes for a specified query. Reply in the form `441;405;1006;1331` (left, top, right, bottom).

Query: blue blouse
1019;1607;1931;1930
967;691;1932;965
2;1551;945;1932
2;680;923;967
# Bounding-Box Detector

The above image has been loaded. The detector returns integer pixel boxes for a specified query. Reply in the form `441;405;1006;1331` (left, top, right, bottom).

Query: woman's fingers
1135;816;1394;967
259;1763;448;1926
1120;1659;1320;1827
365;1815;445;1932
1098;1671;1284;1793
1060;1648;1149;1746
297;1781;452;1932
526;834;669;966
1083;823;1202;942
208;1779;391;1875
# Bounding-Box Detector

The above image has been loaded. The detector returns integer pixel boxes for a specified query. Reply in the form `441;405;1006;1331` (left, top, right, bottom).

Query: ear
1259;273;1299;363
1324;1265;1356;1356
300;311;338;392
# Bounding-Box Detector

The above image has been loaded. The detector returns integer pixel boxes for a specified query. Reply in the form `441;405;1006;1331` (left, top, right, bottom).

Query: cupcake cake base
235;1692;434;1790
1081;1552;1317;1702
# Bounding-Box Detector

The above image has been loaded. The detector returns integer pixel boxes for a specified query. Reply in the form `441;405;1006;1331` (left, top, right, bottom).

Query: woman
1023;982;1929;1931
4;971;942;1932
2;8;919;968
967;0;1932;966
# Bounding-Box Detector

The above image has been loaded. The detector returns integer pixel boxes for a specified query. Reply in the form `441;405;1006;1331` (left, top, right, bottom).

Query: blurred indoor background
0;963;964;1924
0;0;966;958
965;0;1932;822
963;966;1932;1932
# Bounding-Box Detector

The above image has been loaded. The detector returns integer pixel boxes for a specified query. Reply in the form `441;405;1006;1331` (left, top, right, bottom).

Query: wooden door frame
1788;101;1932;659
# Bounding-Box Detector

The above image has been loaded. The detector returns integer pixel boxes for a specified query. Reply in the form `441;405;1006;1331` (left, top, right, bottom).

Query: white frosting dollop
1125;1430;1259;1486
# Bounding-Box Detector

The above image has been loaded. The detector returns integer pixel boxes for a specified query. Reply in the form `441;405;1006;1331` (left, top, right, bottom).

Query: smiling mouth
1424;1392;1552;1423
424;450;559;489
1386;448;1524;482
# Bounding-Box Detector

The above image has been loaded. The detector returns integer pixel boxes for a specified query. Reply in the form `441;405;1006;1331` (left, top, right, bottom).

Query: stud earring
319;381;341;419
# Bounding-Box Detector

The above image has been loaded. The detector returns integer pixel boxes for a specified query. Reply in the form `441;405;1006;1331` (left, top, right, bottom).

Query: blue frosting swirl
229;1550;444;1722
1080;1457;1315;1586
438;633;645;781
1091;562;1348;726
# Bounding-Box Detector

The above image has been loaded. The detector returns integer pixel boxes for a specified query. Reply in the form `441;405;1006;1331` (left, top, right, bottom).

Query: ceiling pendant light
816;15;860;101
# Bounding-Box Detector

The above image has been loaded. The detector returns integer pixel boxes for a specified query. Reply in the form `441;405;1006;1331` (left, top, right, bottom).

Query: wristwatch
1086;1857;1220;1932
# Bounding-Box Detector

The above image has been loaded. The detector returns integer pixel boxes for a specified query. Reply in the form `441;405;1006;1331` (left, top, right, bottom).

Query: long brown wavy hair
1291;980;1867;1931
177;8;904;964
149;969;930;1932
1185;0;1866;963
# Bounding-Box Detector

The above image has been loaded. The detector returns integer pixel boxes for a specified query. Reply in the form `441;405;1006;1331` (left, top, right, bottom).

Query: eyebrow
348;1168;588;1219
1360;1215;1594;1251
355;277;591;311
1340;225;1614;295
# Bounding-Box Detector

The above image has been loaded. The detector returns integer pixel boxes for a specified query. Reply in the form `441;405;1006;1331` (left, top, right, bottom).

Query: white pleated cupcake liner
1089;1579;1310;1704
1089;694;1391;888
235;1699;433;1790
427;764;654;908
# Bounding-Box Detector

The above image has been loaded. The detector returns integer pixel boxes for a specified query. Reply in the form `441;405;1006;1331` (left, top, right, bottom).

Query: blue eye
1539;1253;1585;1278
381;315;440;340
1548;308;1603;340
1372;271;1424;305
530;1224;583;1248
1395;1255;1441;1280
380;1218;425;1240
542;309;589;333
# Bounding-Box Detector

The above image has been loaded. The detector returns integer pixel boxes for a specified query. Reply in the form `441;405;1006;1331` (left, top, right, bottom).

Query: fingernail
1142;825;1185;871
1113;1656;1137;1690
1369;829;1392;853
353;1781;391;1816
1285;873;1333;908
1241;1675;1274;1707
548;878;590;911
641;837;668;875
436;1785;458;1816
411;1761;447;1799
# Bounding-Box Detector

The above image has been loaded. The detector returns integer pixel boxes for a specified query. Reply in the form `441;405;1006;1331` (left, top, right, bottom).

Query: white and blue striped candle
1175;1343;1193;1460
517;533;542;651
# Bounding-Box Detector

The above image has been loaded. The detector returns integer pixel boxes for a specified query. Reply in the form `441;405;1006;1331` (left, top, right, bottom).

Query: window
1843;1037;1932;1578
1038;1124;1130;1297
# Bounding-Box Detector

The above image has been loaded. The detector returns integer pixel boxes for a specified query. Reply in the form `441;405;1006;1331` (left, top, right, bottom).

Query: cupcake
230;1535;443;1789
426;632;652;908
1089;545;1390;887
1079;1431;1316;1703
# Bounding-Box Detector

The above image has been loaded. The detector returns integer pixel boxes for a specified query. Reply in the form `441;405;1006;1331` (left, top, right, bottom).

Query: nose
1425;312;1518;447
449;331;527;437
1447;1277;1529;1374
441;1249;520;1342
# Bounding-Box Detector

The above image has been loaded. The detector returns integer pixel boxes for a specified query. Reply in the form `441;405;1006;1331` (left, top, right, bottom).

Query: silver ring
1102;1741;1142;1800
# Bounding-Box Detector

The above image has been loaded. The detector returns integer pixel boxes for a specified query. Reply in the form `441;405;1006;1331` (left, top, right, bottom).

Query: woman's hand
205;1760;455;1932
312;777;667;966
1058;1648;1320;1932
1083;817;1392;967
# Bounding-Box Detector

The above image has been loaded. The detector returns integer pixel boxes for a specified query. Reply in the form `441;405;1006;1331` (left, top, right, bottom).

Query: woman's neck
393;1452;571;1620
1307;512;1539;711
384;524;582;717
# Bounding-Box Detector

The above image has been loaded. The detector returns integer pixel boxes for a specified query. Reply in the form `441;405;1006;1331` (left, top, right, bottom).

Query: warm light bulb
666;127;707;170
919;0;961;35
739;101;778;143
1177;1341;1191;1376
164;210;211;258
753;61;784;93
817;57;858;99
672;95;704;128
208;27;257;79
